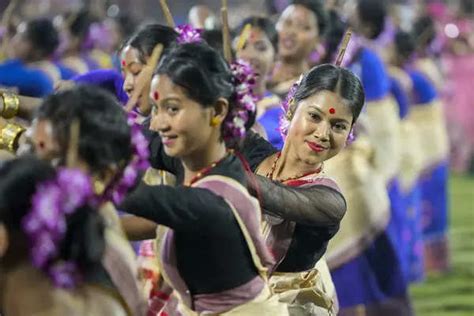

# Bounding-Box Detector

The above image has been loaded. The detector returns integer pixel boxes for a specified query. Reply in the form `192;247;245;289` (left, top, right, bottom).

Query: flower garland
175;24;203;44
224;59;258;143
102;111;150;205
22;168;93;288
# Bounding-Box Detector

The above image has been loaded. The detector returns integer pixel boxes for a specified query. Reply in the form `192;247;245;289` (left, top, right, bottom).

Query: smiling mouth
161;135;177;146
306;141;328;153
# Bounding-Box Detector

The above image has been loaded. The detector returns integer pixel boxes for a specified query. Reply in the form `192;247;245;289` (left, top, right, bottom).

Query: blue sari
390;74;425;283
330;48;410;314
0;59;54;97
407;69;449;274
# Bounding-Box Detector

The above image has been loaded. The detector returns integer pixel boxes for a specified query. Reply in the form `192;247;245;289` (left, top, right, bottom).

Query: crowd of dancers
0;0;473;315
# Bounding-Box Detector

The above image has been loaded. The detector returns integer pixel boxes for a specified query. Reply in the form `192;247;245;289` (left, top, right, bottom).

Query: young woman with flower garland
269;0;328;98
234;16;283;149
119;42;288;315
0;156;128;315
30;86;149;315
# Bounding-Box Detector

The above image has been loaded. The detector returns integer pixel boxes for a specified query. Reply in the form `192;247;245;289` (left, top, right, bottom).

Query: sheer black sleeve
252;176;347;226
119;181;235;233
241;130;278;171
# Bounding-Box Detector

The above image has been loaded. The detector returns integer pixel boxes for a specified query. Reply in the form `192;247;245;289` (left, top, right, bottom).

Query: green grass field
411;175;474;316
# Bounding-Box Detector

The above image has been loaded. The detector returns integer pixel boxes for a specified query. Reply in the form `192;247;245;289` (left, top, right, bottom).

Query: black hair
202;29;225;56
0;156;105;274
357;0;387;39
234;16;278;51
291;0;328;35
121;24;179;64
24;18;59;58
65;9;97;41
412;15;436;50
321;10;346;64
36;85;133;176
292;64;365;123
156;42;255;143
114;13;138;40
394;30;415;63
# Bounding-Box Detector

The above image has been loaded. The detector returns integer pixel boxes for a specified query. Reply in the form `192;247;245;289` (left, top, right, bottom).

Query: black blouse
142;128;346;272
119;154;259;294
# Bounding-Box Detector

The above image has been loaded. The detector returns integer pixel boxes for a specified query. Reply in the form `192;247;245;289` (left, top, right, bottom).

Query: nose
314;121;330;142
123;72;135;95
149;109;170;133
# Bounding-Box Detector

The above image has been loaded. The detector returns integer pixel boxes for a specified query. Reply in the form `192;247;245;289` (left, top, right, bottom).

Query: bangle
0;123;25;152
1;91;20;119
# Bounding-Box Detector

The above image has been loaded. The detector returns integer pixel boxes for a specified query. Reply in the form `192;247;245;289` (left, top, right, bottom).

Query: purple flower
176;24;203;44
49;261;80;289
224;59;258;144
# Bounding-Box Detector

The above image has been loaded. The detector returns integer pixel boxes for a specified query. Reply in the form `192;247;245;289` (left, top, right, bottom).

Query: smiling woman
119;42;288;315
270;0;328;98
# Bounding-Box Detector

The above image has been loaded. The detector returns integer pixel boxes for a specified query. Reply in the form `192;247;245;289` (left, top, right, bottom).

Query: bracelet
1;91;20;119
0;123;25;152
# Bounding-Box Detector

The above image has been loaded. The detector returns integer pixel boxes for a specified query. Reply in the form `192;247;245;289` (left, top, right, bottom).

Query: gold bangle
1;91;20;119
0;123;25;152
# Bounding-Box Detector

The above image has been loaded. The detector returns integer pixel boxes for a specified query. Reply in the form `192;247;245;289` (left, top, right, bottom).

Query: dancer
120;42;287;315
234;16;283;149
0;156;128;315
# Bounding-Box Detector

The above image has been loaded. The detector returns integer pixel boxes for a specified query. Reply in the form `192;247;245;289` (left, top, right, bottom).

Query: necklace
185;151;231;186
266;152;323;183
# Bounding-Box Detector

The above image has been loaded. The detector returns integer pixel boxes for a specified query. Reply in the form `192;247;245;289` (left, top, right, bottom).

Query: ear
0;224;9;259
210;98;229;126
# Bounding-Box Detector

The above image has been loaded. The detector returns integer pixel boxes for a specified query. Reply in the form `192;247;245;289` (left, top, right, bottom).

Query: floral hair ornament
22;168;94;289
175;24;203;44
223;59;258;144
279;74;304;139
102;111;150;205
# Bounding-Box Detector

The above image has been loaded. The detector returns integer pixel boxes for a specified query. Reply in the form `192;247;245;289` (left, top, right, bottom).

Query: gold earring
93;177;106;195
211;117;220;126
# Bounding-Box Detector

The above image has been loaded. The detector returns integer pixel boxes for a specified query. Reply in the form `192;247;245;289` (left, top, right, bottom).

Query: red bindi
329;108;336;114
121;60;126;67
153;91;160;101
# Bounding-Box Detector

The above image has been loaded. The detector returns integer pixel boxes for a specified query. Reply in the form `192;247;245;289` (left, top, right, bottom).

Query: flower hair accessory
22;168;94;288
175;24;203;44
224;59;258;143
102;111;150;205
279;74;304;139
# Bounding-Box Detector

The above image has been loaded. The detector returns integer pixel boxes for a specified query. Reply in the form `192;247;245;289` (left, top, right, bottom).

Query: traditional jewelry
266;152;323;183
0;123;26;152
1;91;20;119
185;151;231;186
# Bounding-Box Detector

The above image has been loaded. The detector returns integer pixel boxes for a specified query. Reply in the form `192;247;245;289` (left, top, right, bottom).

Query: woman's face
235;26;276;86
149;75;220;159
285;90;353;166
121;45;153;115
276;5;319;62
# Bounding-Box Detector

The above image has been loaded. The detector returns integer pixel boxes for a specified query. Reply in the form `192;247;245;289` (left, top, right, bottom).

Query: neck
274;142;322;180
254;79;267;98
274;58;308;83
2;262;54;314
181;138;227;184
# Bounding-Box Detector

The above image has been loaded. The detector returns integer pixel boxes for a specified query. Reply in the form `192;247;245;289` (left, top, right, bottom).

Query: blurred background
0;0;472;315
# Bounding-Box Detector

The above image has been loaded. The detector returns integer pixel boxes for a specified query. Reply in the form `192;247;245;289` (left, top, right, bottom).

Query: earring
211;117;220;126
